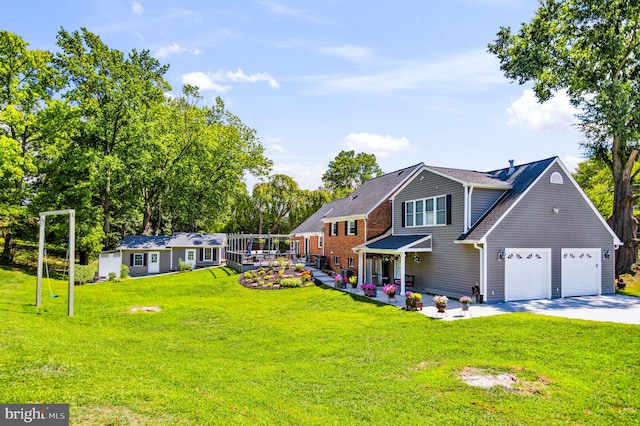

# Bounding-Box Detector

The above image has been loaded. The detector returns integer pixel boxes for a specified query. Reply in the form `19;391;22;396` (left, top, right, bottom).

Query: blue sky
2;0;583;190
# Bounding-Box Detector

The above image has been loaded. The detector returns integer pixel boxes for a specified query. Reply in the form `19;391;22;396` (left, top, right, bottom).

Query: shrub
295;263;305;271
108;272;116;281
120;264;130;279
280;278;302;288
244;271;255;279
74;264;96;284
178;258;191;272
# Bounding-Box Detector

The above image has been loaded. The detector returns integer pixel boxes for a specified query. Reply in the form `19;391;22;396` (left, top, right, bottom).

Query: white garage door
561;249;601;297
505;248;551;301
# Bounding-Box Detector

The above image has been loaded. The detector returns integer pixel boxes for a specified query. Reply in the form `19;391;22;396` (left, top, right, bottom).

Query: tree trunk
1;233;14;265
609;137;638;275
141;203;152;235
103;170;111;241
79;250;89;265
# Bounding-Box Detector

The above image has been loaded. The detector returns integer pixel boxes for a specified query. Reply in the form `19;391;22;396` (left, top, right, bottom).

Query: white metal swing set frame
36;209;75;316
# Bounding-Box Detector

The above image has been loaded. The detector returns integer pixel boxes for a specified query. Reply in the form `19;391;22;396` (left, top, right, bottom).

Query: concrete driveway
444;295;640;324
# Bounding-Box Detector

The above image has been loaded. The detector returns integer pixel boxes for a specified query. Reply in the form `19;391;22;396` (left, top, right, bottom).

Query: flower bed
239;263;315;290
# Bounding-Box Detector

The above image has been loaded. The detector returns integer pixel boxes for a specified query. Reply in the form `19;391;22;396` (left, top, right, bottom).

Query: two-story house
291;163;423;275
354;157;621;302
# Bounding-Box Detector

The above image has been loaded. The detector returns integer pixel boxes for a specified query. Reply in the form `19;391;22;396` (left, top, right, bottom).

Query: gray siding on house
471;189;505;226
394;169;479;296
485;163;615;302
121;249;171;276
173;247;220;267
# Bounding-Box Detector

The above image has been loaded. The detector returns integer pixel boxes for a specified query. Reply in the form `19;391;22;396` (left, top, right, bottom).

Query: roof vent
507;159;515;175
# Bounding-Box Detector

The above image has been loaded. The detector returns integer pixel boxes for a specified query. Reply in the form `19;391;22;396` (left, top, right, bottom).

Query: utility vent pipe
507;159;515;175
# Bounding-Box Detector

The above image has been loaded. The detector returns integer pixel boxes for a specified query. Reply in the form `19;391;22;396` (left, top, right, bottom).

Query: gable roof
457;157;557;242
321;163;424;221
168;232;226;247
291;198;343;234
118;233;226;250
119;235;173;250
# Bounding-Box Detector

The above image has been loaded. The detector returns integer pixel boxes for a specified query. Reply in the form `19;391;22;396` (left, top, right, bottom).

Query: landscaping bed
238;260;314;289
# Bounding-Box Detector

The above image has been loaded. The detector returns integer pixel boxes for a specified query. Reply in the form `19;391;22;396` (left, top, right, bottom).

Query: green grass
1;266;639;425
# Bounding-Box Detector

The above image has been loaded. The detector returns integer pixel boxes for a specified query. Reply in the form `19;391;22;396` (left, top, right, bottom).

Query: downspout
467;186;474;232
473;242;484;303
463;184;469;233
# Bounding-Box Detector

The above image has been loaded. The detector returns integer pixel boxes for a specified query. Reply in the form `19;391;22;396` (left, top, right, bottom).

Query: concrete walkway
310;268;640;325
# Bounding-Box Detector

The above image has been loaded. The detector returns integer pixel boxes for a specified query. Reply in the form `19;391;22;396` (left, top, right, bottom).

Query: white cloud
155;43;201;59
226;68;280;89
274;162;325;190
269;143;286;153
131;0;144;15
343;133;413;158
259;0;329;24
507;89;578;131
182;68;279;93
182;72;230;93
321;45;372;64
562;155;583;172
302;50;503;95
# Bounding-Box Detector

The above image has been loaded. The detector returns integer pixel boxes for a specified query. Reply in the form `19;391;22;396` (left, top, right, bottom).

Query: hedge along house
98;232;226;277
354;157;621;302
320;163;424;277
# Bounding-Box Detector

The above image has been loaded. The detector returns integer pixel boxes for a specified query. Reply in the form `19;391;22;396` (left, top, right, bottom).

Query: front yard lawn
1;267;638;425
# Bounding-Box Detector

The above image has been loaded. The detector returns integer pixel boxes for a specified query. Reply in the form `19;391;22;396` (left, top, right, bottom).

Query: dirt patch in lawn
460;366;550;395
130;305;162;313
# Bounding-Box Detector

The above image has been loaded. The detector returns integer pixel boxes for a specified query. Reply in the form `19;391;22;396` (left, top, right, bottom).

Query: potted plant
405;291;423;311
433;295;448;313
349;275;358;288
459;296;472;311
334;274;346;288
383;283;397;299
361;283;377;297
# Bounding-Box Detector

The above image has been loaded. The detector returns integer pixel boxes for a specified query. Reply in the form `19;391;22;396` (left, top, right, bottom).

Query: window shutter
344;221;347;235
401;202;406;227
446;194;452;225
130;253;134;265
143;253;148;266
354;220;358;236
200;248;204;261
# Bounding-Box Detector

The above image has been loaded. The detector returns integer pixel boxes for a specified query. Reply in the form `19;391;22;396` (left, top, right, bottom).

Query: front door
185;249;196;269
148;251;160;274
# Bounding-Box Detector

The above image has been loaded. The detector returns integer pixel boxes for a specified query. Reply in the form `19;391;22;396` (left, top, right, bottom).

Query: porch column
357;251;364;285
400;252;406;295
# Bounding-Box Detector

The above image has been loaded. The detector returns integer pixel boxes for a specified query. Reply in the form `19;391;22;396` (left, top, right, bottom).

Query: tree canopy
0;29;274;264
322;150;383;198
489;0;640;274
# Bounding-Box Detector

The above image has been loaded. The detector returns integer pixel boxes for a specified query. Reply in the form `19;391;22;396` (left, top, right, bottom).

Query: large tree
322;150;383;198
488;0;640;274
54;27;170;248
0;30;62;264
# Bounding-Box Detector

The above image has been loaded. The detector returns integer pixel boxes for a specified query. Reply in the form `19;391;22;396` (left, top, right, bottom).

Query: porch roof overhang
354;234;432;253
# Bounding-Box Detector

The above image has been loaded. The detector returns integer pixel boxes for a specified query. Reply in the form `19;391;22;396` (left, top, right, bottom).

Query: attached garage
504;248;551;301
561;249;601;297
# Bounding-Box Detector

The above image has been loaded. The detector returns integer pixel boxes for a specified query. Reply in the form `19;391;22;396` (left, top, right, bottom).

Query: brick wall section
367;200;392;240
324;220;364;273
291;235;323;257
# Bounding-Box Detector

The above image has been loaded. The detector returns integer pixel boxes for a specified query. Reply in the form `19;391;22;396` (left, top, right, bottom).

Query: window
318;236;323;248
329;222;338;236
405;195;448;227
133;253;144;267
203;247;213;261
334;256;341;265
347;220;357;235
348;257;355;267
